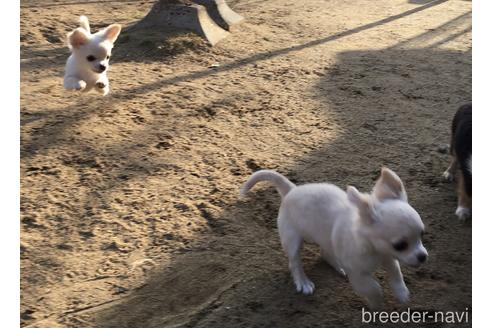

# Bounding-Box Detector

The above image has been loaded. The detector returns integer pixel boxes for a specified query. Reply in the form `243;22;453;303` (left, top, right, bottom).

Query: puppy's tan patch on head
373;167;408;202
68;28;90;49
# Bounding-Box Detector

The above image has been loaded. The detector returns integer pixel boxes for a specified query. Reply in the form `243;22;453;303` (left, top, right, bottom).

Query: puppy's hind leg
279;222;314;295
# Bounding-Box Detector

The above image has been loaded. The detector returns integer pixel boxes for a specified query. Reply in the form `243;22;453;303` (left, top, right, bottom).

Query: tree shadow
112;27;210;64
408;0;437;4
388;11;471;50
20;44;68;73
19;26;207;74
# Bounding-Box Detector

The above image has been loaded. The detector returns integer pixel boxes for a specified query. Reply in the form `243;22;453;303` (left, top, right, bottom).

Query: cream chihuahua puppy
241;167;427;309
64;16;121;96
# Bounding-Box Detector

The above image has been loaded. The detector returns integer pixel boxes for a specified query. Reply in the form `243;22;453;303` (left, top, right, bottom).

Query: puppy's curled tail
79;15;90;33
240;170;296;198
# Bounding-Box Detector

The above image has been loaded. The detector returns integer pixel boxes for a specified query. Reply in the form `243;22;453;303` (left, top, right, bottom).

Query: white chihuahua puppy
64;16;121;96
241;167;427;309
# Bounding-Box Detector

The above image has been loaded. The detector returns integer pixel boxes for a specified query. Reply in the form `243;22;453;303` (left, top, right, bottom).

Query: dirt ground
20;0;472;327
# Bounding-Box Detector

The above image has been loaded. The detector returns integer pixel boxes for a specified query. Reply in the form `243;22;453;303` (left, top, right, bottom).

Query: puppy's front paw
455;206;471;221
394;286;410;304
95;81;106;89
76;80;87;91
95;82;110;96
442;170;454;182
295;278;315;295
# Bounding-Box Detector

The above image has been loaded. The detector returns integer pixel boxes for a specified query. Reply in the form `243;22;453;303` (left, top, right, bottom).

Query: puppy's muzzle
98;64;107;72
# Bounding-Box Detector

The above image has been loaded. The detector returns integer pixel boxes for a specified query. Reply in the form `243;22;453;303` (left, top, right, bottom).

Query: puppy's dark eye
393;240;408;252
87;55;96;62
106;55;110;60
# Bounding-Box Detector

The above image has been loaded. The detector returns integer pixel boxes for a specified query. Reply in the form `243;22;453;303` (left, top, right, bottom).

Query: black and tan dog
443;103;472;221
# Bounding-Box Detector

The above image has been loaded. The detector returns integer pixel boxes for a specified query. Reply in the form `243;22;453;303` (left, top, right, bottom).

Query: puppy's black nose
99;64;106;72
417;253;427;263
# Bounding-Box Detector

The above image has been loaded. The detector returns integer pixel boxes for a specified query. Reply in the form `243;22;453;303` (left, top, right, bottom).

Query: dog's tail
240;170;296;198
79;16;90;33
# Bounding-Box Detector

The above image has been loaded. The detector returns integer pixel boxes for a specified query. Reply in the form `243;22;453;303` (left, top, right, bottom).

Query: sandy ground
20;0;472;327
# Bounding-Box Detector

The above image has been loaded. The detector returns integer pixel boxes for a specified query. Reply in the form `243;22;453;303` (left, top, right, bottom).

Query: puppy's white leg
64;76;86;91
443;157;457;181
348;273;383;309
383;258;409;304
455;206;471;221
456;171;471;221
95;77;110;96
279;227;314;295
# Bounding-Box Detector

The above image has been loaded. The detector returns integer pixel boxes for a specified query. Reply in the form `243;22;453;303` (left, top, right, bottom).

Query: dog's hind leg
456;170;471;221
279;222;314;295
443;156;457;181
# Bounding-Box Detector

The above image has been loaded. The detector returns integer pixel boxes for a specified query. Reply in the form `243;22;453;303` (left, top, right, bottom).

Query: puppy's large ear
103;24;121;44
372;167;408;202
347;186;376;224
68;28;90;49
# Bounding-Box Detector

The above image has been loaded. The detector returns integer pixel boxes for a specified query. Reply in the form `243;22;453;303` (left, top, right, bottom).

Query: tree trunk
193;0;244;31
131;0;244;46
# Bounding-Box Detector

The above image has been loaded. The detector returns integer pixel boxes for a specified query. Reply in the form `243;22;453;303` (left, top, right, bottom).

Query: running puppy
443;103;472;221
64;16;121;96
241;168;427;309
